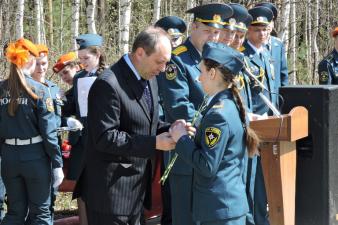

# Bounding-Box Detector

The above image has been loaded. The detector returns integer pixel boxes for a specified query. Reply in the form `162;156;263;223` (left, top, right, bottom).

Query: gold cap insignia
257;16;265;22
229;18;237;26
213;14;222;23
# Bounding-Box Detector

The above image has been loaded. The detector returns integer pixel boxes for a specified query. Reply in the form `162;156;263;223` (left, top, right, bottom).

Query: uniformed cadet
0;38;63;225
318;26;338;84
256;2;289;88
241;6;275;225
157;4;233;225
68;33;105;225
219;3;247;46
53;52;81;119
155;15;187;225
170;42;260;225
155;16;187;48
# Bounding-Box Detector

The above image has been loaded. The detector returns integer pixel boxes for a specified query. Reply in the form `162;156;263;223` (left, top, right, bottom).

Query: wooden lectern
249;106;308;225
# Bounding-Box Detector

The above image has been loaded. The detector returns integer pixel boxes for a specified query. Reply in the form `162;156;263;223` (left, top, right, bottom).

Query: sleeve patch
205;127;221;148
320;71;329;82
165;64;177;80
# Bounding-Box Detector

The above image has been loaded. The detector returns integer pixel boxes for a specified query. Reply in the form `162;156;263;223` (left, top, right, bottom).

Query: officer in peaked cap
256;2;289;89
155;16;187;47
157;3;233;225
241;6;275;225
219;3;248;46
318;25;338;84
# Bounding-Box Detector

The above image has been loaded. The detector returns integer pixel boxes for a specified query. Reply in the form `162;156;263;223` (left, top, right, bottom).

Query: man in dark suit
76;26;190;225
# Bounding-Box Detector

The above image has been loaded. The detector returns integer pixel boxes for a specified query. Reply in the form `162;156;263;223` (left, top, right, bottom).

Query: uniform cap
256;2;278;20
248;6;274;26
76;34;103;50
15;38;39;57
186;3;233;29
224;3;249;31
53;52;77;73
36;44;49;56
155;16;187;37
202;42;244;75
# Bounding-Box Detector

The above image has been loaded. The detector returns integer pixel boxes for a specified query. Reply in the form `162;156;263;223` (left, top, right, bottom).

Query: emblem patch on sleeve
320;71;328;82
205;127;221;148
46;98;55;112
166;64;177;80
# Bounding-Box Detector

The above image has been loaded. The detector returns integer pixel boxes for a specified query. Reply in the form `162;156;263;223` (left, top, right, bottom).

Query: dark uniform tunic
175;89;249;225
0;75;62;225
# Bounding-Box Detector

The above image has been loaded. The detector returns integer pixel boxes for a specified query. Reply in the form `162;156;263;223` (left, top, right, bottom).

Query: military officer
241;6;275;225
318;26;338;84
155;16;187;48
155;15;188;225
256;2;289;89
157;4;233;225
0;38;63;225
219;3;248;46
170;42;260;225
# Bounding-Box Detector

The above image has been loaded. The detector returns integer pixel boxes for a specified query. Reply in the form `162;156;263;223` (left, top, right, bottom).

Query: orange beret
53;52;77;73
36;44;49;56
332;27;338;37
15;38;39;57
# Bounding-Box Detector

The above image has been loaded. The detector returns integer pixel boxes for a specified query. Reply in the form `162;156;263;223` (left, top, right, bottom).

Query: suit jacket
75;57;169;215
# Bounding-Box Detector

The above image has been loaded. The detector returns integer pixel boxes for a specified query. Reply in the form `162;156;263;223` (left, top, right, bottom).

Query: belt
4;135;43;146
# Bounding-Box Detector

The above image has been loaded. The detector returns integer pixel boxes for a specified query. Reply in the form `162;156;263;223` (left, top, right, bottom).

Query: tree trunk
289;0;297;85
307;0;312;83
153;0;161;23
46;0;53;46
72;0;80;50
119;0;132;54
278;0;290;51
40;0;46;44
97;0;105;32
34;0;42;43
311;0;319;84
186;0;195;35
86;0;97;34
60;0;64;52
16;0;25;39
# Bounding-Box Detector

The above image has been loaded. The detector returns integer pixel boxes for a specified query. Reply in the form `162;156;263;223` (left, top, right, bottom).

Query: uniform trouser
0;158;6;222
251;156;269;225
198;215;246;225
170;174;196;225
245;156;257;225
160;155;172;225
1;156;52;225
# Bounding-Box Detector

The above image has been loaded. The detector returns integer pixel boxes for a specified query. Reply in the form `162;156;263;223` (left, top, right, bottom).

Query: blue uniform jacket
158;38;205;175
318;49;338;84
175;89;249;222
242;40;277;115
266;36;289;88
45;79;62;128
0;76;62;168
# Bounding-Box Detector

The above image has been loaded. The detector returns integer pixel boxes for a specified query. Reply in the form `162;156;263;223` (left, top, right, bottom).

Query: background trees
0;0;337;84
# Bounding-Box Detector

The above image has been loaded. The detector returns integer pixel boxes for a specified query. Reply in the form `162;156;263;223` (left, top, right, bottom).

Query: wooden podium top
249;106;308;142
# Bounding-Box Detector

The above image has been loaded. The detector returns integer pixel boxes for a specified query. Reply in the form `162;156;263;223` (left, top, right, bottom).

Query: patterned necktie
140;79;153;113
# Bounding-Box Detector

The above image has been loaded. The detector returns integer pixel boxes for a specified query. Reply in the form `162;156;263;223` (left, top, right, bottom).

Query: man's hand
156;132;176;151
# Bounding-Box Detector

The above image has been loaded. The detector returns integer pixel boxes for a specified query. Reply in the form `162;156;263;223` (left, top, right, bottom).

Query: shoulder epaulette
238;46;245;52
173;45;187;56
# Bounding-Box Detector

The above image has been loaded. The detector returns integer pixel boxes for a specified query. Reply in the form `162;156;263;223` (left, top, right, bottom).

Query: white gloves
67;117;83;131
53;167;64;188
